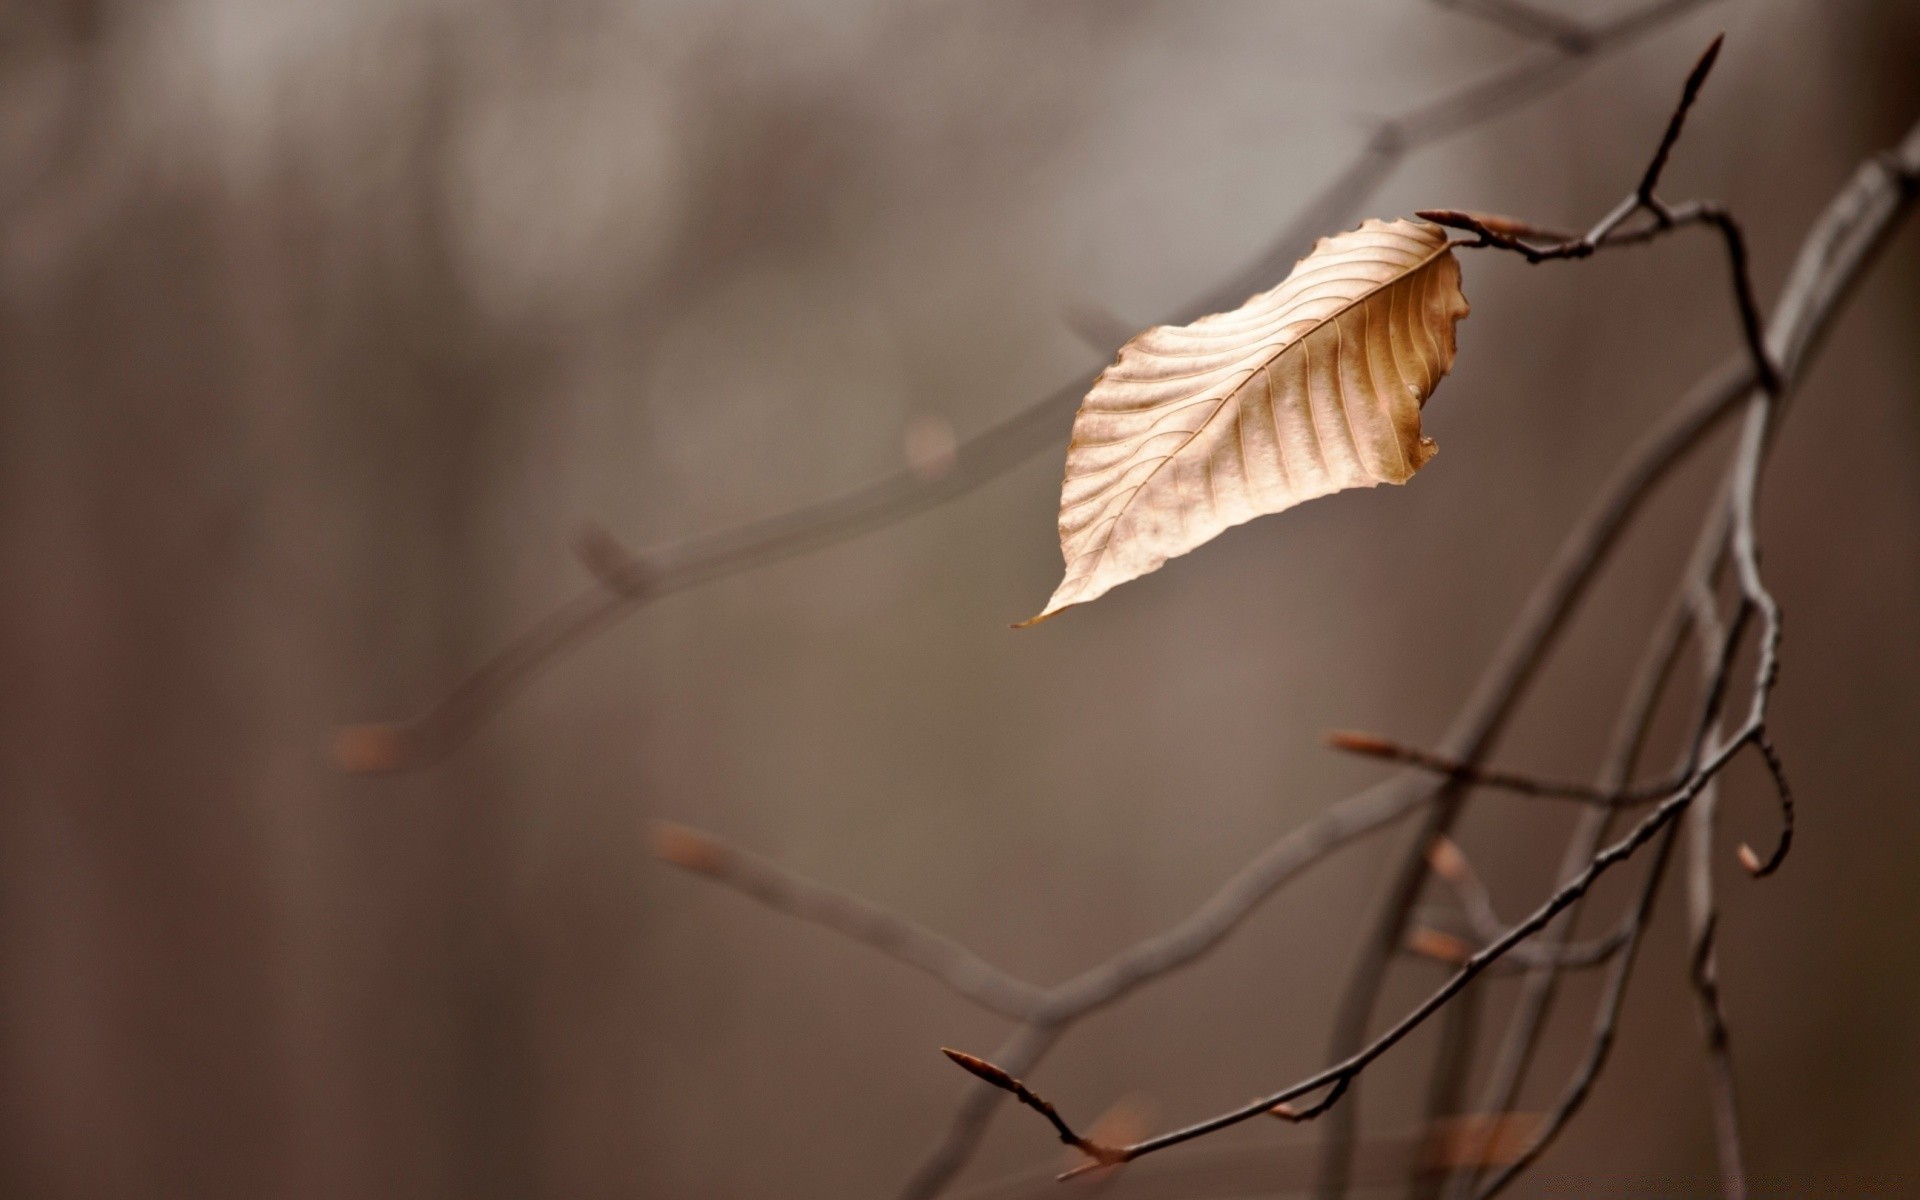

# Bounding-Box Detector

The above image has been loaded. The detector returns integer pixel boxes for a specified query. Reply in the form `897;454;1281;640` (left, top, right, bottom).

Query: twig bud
332;724;409;774
1406;928;1475;965
942;1048;1016;1092
1426;836;1470;883
1325;729;1396;757
651;822;730;875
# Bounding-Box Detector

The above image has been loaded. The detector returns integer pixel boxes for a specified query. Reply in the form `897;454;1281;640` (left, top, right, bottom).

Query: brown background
2;2;1917;1197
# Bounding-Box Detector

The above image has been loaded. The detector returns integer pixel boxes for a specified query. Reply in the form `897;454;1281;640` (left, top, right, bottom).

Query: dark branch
1638;33;1723;201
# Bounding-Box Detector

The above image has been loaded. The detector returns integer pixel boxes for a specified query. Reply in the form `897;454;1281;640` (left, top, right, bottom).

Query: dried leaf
1023;218;1469;624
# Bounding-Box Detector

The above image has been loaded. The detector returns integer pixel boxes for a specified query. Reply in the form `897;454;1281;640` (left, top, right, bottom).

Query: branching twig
1456;514;1730;1199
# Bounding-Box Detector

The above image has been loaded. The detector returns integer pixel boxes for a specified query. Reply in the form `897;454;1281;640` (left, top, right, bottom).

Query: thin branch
1455;518;1729;1200
649;823;1049;1021
1324;730;1684;806
1470;819;1684;1198
1637;32;1723;200
336;0;1728;773
1429;0;1596;52
1686;786;1749;1200
1420;838;1630;969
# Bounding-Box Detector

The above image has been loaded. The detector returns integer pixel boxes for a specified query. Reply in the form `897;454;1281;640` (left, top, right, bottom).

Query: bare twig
650;823;1049;1021
1470;819;1685;1198
337;0;1726;773
1687;795;1749;1200
1325;730;1684;806
1446;507;1726;1199
1420;838;1629;969
1429;0;1595;52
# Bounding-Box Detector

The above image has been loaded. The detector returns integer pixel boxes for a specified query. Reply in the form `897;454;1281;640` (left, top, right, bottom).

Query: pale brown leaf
1023;218;1469;625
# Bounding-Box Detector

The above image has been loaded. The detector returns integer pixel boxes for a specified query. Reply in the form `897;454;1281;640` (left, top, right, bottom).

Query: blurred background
2;1;1917;1197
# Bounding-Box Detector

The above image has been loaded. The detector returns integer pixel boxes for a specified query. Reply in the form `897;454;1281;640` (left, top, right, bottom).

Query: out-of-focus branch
649;823;1050;1022
1430;0;1595;52
1687;791;1748;1200
335;0;1726;773
1448;511;1727;1200
1417;838;1629;970
1469;818;1685;1197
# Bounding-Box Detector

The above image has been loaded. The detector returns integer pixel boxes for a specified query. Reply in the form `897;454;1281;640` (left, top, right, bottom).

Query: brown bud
332;724;408;774
1426;836;1469;883
1406;928;1475;965
651;822;729;875
1325;730;1395;757
941;1048;1016;1092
